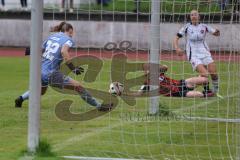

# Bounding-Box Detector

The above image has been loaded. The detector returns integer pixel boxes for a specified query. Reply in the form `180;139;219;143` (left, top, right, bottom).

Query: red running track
0;48;239;63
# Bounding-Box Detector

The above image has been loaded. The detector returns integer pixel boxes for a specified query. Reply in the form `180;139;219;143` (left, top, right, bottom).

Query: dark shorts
171;80;194;97
41;71;72;88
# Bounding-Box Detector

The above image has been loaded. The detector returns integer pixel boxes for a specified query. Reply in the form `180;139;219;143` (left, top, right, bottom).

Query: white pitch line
53;121;133;152
172;91;240;123
62;156;141;160
184;116;240;123
54;92;240;154
173;91;239;114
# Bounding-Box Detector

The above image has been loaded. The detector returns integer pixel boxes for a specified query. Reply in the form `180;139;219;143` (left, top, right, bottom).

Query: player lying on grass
15;21;112;111
125;64;215;98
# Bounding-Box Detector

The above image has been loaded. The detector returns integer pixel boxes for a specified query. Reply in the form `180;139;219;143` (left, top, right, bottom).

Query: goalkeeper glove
73;67;84;75
67;63;84;75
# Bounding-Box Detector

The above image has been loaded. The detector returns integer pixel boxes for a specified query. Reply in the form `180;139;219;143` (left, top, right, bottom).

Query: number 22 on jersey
42;40;60;61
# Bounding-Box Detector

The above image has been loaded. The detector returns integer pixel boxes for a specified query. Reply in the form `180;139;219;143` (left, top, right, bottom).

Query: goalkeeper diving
123;63;216;98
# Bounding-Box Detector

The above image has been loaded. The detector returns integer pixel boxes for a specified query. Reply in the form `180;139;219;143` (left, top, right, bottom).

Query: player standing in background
173;10;221;97
15;21;112;111
0;0;6;11
20;0;28;10
60;0;74;13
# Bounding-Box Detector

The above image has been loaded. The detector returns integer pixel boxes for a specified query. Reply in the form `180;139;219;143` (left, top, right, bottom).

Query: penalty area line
53;121;134;152
173;91;239;114
185;116;240;123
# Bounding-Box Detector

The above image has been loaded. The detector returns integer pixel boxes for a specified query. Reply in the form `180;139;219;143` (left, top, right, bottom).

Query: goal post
149;0;161;115
27;0;43;152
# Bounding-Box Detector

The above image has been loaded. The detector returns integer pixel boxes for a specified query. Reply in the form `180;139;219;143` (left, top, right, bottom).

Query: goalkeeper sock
203;82;210;92
80;89;101;108
212;80;219;93
21;90;30;100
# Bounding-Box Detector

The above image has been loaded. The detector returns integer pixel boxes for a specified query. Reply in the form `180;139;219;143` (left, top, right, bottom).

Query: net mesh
41;0;240;159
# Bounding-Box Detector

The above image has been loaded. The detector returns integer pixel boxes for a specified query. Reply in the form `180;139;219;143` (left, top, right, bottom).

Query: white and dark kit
177;23;217;70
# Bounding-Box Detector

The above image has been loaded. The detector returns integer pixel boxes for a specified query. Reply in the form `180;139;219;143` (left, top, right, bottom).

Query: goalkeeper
15;21;112;111
129;64;215;98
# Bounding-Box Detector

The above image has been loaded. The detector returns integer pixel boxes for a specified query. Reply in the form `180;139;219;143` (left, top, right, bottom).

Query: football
109;82;124;96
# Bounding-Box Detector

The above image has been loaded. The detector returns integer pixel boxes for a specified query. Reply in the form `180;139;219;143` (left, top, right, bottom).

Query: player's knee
211;74;218;81
201;77;209;85
200;74;208;78
75;85;85;93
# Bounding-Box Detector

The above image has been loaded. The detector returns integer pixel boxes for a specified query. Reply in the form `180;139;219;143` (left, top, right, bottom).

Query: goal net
40;0;240;159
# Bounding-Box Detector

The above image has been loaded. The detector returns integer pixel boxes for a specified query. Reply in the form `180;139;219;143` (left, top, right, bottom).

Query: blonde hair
190;10;199;14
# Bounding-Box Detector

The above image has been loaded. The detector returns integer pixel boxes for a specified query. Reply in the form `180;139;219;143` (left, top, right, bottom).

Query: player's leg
195;63;211;93
196;64;209;78
15;75;49;108
192;56;212;91
185;76;208;88
186;90;215;98
15;86;48;108
202;55;220;95
48;71;112;111
207;62;219;93
63;77;113;111
186;91;204;97
24;0;27;7
15;90;30;108
64;78;101;107
60;0;65;12
185;76;215;97
69;0;74;12
20;0;24;7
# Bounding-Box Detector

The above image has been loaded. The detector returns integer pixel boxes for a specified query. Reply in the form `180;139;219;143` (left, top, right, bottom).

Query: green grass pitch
0;56;239;160
78;0;222;13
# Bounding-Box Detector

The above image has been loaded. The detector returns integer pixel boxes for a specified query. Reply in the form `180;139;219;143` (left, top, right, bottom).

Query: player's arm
61;44;71;62
123;90;144;97
174;24;190;56
212;29;220;36
123;85;149;97
61;44;84;75
174;35;180;49
206;25;220;36
174;31;184;56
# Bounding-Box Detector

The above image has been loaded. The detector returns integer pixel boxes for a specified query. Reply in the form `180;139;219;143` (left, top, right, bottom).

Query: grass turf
0;56;239;160
76;0;223;13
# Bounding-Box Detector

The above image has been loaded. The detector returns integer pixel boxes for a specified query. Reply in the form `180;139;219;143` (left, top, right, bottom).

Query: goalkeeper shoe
202;90;215;98
15;96;23;108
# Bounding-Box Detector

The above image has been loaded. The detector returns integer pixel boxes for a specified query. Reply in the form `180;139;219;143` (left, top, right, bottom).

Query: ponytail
50;21;73;32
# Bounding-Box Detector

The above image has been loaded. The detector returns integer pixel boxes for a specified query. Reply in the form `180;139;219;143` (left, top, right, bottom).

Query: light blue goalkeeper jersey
41;32;74;83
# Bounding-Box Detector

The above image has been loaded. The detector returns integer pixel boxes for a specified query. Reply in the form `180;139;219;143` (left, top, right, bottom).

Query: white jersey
177;23;216;60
